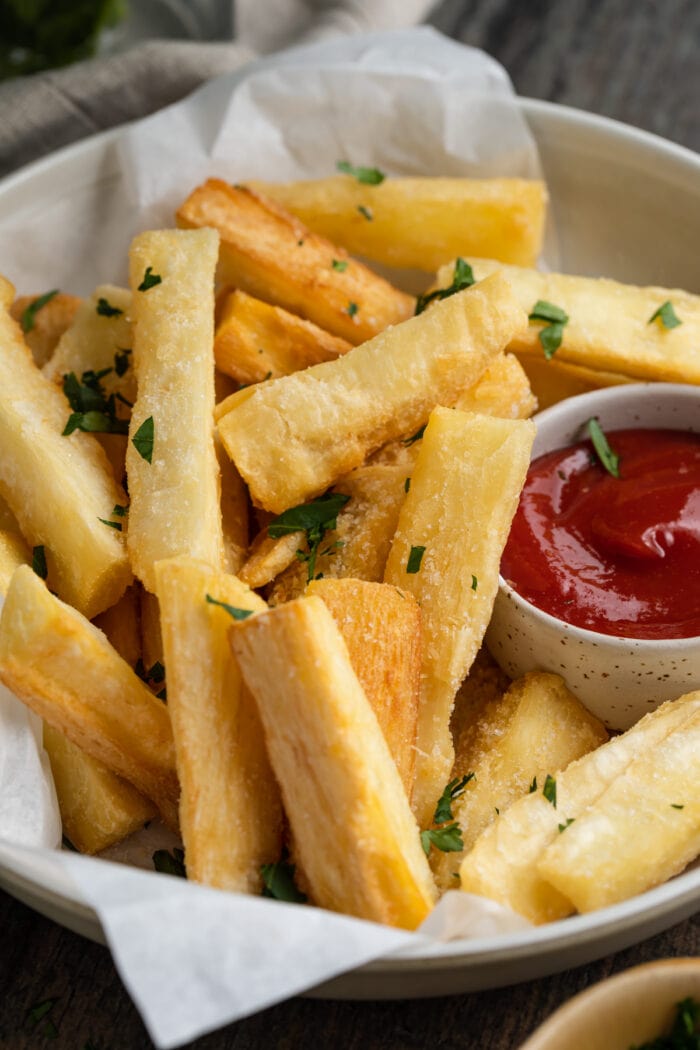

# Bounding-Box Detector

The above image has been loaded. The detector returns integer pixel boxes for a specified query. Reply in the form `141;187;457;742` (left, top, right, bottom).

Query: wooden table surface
2;2;699;1047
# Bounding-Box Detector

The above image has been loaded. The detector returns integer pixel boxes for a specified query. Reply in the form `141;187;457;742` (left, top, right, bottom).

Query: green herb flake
153;847;186;877
406;544;426;574
331;259;348;272
558;818;575;832
269;492;350;583
587;418;621;478
98;517;122;531
61;367;129;437
347;301;359;317
671;803;685;810
632;996;700;1049
114;348;132;376
402;424;426;446
648;300;682;330
21;289;59;333
96;297;123;318
336;160;385;185
148;661;165;683
261;856;308;902
112;504;128;517
32;545;48;580
404;476;411;493
433;774;475;825
543;774;557;808
415;257;475;315
528;776;538;793
131;416;155;463
357;204;373;221
205;593;254;621
138;266;162;292
471;574;478;591
528;300;569;359
420;822;464;856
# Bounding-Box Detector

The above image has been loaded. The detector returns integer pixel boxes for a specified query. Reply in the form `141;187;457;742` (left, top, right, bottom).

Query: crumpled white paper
0;27;539;1049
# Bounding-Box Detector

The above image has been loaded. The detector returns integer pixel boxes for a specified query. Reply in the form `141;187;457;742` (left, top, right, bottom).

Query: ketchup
501;428;700;639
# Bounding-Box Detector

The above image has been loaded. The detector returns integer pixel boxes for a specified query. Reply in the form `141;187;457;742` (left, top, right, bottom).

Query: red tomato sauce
501;428;700;639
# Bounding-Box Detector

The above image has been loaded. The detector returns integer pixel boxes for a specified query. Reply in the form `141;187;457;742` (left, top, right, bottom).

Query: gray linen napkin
0;0;436;178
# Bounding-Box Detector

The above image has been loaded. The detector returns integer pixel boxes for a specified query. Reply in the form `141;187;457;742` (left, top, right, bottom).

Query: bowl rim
498;381;700;649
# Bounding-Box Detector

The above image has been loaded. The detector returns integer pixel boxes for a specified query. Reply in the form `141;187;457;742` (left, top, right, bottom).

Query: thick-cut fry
92;583;141;668
218;272;526;513
216;437;249;575
43;724;156;854
215;289;351;383
384;407;535;827
308;579;421;795
436;257;700;384
177;180;415;344
459;693;700;923
0;276;131;619
139;588;163;675
11;292;81;367
454;352;537;418
230;595;437;928
514;352;633;410
252;176;548;270
431;673;607;889
450;647;511;760
239;529;303;590
538;706;700;912
0;565;179;829
155;557;282;892
126;228;224;592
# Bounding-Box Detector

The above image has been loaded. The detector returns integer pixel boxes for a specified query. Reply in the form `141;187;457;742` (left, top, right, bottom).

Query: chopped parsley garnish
112;504;128;517
558;818;575;832
471;574;478;591
336;160;385;185
528;300;569;359
347;301;359;317
631;996;700;1049
543;774;557;807
269;492;349;583
648;300;682;330
205;594;253;621
587;418;621;478
402;424;426;446
261;855;307;903
357;204;373;221
32;545;47;579
404;477;411;493
98;517;122;531
62;366;129;436
529;776;538;793
415;257;475;315
96;297;123;318
433;774;474;824
671;803;685;810
406;545;426;574
420;822;464;856
131;416;154;463
21;289;59;332
114;348;132;376
331;259;348;272
153;848;186;877
138;266;162;292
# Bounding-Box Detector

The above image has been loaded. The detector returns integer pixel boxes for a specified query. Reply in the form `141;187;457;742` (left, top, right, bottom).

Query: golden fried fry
11;291;81;367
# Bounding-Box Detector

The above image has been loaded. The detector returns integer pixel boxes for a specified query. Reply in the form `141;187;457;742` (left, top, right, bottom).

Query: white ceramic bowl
487;383;700;730
519;957;700;1050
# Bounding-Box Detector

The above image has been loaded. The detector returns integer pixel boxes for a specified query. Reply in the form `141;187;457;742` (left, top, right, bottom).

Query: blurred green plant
0;0;128;80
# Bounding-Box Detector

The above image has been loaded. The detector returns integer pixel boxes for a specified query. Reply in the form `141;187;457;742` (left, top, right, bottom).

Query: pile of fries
1;165;699;931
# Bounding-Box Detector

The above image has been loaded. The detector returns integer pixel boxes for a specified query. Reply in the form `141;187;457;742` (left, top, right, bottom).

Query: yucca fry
436;258;700;384
0;276;131;619
177;180;415;344
139;588;163;676
218;272;526;513
431;673;607;889
230;596;437;928
308;579;421;795
514;352;633;410
215;289;351;384
126;228;224;592
92;583;142;668
459;693;700;923
155;557;282;892
216;436;249;575
43;723;156;854
11;292;81;367
450;647;511;760
239;529;303;590
384;407;535;828
252;175;547;270
0;565;178;829
538;704;700;913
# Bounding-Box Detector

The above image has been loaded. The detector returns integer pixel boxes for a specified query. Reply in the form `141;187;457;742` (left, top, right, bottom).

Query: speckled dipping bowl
486;383;700;730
